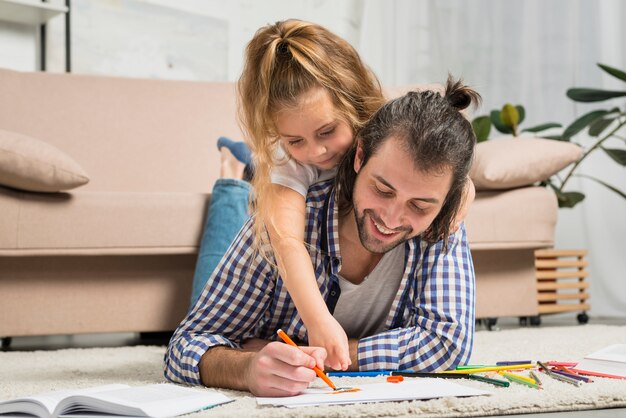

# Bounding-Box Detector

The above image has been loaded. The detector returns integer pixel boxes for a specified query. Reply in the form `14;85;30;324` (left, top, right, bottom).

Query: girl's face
275;87;354;170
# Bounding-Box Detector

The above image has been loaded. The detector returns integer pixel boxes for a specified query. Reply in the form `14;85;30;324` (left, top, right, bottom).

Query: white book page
57;384;231;418
256;379;491;408
0;385;128;418
585;344;626;363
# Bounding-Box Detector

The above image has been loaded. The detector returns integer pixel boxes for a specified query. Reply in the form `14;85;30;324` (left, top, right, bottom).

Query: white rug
2;325;626;417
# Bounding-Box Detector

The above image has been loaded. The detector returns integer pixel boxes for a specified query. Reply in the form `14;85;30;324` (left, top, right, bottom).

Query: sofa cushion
0;188;208;255
470;137;582;191
1;186;556;255
465;186;558;250
0;129;90;192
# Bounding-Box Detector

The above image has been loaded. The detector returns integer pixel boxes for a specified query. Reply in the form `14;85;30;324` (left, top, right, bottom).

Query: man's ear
353;141;364;173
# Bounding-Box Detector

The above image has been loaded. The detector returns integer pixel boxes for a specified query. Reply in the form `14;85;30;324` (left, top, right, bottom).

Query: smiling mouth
316;155;335;165
371;217;397;236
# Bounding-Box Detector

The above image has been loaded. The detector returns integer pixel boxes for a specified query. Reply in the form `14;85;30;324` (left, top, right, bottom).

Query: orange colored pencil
277;329;337;390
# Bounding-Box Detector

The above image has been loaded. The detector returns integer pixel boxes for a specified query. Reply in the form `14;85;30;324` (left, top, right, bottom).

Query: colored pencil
496;360;532;366
468;374;510;387
440;364;534;374
276;329;336;390
326;371;392;377
552;369;592;383
391;371;468;379
499;372;540;389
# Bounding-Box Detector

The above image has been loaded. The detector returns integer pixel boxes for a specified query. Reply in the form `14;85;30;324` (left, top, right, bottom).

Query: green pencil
456;364;492;370
500;372;540;389
468;374;510;387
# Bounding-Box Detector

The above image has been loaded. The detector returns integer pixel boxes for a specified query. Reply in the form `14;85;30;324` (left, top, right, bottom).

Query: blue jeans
190;178;251;307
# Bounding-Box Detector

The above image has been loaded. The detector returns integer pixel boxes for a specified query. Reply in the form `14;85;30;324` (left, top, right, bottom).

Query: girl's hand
451;177;475;233
307;314;351;371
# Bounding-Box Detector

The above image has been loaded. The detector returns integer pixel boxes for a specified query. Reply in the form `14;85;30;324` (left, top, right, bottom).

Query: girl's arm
265;184;350;370
452;176;476;232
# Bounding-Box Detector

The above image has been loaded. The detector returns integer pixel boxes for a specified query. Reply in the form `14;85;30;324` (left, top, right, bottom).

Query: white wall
0;21;38;71
144;0;363;81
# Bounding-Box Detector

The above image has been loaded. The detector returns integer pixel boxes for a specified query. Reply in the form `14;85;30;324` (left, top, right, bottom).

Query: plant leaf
516;105;526;125
472;116;492;142
588;117;615;137
601;147;626;166
522;122;562;133
555;190;586;208
542;134;567;141
562;109;610;139
501;103;519;128
577;174;626;199
490;110;513;134
598;63;626;83
567;88;626;102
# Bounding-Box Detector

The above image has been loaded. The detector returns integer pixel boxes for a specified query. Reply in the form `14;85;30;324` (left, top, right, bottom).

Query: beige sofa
0;68;558;340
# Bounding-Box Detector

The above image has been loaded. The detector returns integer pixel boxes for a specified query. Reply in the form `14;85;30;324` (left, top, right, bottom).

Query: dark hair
336;75;481;251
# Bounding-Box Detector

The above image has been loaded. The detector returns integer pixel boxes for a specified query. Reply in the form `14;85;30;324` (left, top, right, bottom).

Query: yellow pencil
499;372;540;389
440;364;534;374
500;371;537;385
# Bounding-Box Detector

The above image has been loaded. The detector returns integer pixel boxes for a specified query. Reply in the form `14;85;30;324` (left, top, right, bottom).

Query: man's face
352;137;453;254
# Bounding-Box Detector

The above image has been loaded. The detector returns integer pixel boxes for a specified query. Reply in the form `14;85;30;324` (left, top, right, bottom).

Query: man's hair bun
444;75;481;111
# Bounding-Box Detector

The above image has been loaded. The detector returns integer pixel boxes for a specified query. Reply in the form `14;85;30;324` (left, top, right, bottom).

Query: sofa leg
476;318;499;331
138;331;174;344
485;317;499;331
1;337;12;350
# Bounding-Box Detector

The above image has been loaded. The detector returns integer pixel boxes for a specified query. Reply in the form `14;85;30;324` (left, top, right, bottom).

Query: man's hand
244;341;327;397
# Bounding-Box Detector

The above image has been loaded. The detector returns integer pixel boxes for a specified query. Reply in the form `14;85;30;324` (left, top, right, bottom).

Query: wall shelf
0;0;67;26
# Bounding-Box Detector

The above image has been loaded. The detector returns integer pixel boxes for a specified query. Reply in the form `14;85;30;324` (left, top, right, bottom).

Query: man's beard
353;206;413;254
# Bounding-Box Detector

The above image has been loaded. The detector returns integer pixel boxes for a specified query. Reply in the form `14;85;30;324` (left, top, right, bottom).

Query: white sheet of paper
256;378;491;408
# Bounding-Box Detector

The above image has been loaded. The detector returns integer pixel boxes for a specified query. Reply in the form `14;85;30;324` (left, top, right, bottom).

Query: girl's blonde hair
237;19;385;258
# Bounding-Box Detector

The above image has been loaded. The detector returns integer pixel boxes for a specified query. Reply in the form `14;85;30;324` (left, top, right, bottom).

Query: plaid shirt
164;181;475;385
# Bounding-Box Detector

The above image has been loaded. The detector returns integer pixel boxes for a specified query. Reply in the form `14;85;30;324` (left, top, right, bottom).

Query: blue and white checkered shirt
164;181;475;385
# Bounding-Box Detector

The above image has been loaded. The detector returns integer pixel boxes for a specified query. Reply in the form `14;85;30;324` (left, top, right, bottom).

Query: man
164;79;479;397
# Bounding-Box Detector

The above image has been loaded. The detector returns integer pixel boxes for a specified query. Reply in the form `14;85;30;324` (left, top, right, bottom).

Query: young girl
192;19;475;371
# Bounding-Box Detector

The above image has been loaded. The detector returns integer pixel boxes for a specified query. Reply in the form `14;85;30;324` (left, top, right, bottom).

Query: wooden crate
534;249;591;316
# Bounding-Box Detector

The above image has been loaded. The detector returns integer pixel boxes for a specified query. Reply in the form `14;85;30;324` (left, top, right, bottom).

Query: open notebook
573;344;626;379
257;378;491;408
0;383;232;418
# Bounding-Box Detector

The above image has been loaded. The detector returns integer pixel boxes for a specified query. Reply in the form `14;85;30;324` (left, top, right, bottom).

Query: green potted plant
552;63;626;207
472;63;626;208
472;103;561;142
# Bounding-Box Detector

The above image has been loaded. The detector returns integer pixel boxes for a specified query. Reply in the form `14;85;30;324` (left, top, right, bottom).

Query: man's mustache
363;209;413;234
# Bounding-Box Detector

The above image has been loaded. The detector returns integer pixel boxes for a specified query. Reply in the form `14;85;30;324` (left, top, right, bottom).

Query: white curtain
357;0;626;318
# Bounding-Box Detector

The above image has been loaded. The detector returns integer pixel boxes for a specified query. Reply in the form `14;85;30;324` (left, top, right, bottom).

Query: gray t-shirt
332;245;406;339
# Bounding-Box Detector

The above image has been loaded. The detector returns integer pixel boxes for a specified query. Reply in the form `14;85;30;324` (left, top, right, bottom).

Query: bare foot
220;147;246;180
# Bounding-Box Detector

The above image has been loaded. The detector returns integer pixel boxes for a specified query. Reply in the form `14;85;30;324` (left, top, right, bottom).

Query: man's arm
199;342;327;396
351;225;475;371
164;218;276;386
164;215;331;394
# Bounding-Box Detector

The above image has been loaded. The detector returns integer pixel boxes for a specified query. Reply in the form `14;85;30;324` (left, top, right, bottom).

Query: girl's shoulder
271;159;337;197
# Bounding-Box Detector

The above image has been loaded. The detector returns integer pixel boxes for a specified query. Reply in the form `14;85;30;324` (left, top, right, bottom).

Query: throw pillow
0;129;89;192
470;137;582;190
